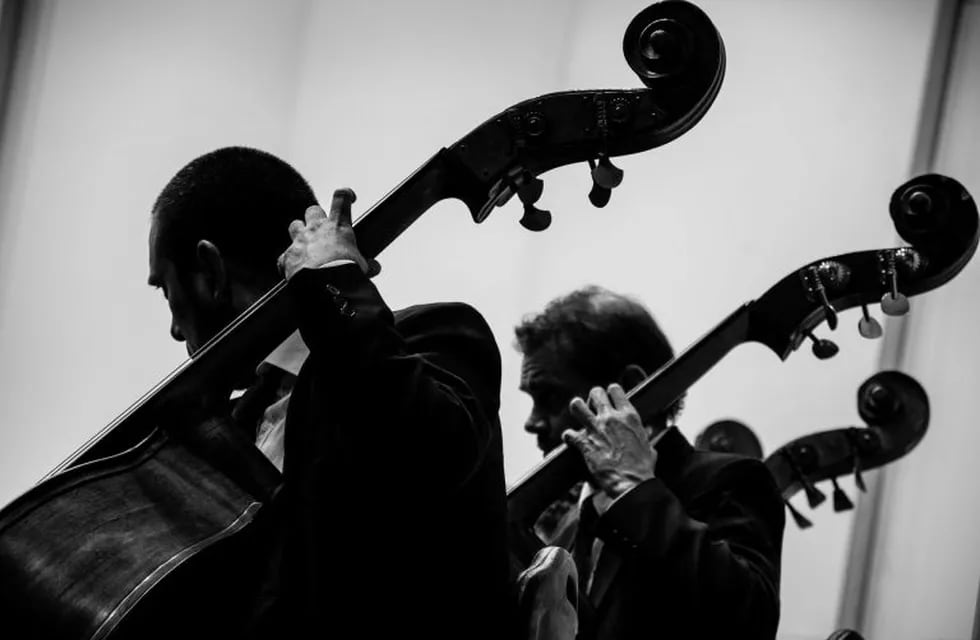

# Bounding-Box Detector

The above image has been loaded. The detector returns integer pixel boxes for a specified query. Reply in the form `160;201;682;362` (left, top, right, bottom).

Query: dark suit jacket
255;264;511;640
554;427;784;640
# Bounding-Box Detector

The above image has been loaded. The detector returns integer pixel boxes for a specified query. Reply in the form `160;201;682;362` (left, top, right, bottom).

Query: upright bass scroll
696;371;930;529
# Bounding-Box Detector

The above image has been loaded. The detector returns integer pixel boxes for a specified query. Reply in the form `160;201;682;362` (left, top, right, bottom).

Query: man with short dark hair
148;146;511;639
515;286;784;640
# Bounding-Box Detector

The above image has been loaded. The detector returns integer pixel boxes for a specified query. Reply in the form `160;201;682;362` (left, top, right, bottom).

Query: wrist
605;478;641;499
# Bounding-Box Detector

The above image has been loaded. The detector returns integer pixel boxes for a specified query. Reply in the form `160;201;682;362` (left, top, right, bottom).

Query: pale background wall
0;1;965;638
859;2;980;637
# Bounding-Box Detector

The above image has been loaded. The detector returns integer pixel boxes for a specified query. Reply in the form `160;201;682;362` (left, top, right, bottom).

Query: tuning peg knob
858;304;883;339
831;477;854;512
519;204;552;231
784;498;813;529
802;478;826;509
881;292;909;316
591;155;624;189
586;157;622;209
515;175;551;231
805;331;839;359
588;183;612;208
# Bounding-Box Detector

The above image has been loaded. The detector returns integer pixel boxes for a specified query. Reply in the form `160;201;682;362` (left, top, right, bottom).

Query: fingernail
335;187;356;203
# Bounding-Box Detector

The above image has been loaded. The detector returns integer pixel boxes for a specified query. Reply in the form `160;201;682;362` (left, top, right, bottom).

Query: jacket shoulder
394;302;502;412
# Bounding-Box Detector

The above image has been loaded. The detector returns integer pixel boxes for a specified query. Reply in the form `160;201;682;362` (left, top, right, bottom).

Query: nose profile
524;412;547;435
170;320;184;343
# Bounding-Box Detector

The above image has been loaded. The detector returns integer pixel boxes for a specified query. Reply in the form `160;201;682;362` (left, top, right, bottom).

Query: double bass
507;173;979;565
0;2;726;638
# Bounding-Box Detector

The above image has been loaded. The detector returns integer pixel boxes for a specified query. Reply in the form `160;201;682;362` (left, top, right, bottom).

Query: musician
147;146;511;639
515;286;784;639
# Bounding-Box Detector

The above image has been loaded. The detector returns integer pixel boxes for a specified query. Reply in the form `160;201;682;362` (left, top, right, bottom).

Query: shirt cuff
317;259;356;269
593;481;638;515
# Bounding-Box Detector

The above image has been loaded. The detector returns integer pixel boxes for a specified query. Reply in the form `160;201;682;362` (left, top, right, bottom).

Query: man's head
147;146;317;355
515;286;680;455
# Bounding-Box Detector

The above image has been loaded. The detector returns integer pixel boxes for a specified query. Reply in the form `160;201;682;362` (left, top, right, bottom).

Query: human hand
562;383;657;501
277;188;379;279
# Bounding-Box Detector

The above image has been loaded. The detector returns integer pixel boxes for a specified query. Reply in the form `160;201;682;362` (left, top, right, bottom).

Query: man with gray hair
515;286;784;640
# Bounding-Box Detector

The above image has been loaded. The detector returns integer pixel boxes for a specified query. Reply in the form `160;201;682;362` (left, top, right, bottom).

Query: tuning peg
879;252;911;316
802;477;826;509
587;156;623;208
519;204;552;231
517;175;552;231
783;445;827;509
858;304;883;339
881;291;909;316
846;428;869;492
804;331;839;360
591;155;624;189
784;448;826;508
784;499;813;529
823;303;839;331
850;442;867;493
588;183;612;208
517;176;544;204
830;477;853;512
853;457;867;493
807;270;839;331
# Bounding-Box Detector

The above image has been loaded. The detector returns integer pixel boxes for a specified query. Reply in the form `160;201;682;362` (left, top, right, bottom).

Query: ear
617;363;648;391
195;239;229;303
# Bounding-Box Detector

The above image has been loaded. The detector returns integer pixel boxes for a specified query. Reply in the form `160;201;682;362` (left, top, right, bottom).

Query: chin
539;441;559;456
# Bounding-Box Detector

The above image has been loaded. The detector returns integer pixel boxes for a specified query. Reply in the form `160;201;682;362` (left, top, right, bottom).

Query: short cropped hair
515;285;683;422
152;146;317;282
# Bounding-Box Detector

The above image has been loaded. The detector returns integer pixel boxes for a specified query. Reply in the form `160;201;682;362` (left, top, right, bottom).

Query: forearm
287;264;496;487
596;471;783;634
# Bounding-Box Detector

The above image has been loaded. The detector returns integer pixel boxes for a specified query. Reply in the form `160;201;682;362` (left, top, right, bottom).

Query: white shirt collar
260;330;310;377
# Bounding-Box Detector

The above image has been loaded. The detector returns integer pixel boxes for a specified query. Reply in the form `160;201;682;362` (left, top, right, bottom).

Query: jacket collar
652;426;694;485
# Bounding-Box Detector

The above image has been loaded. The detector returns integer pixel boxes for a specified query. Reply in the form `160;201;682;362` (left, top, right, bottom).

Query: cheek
548;406;572;432
167;293;192;328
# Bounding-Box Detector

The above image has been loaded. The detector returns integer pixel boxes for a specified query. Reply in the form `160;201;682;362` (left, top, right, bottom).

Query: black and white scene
0;1;977;639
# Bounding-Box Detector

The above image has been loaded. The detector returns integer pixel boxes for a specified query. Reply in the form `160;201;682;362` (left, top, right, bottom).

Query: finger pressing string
329;188;356;226
287;219;305;238
304;205;327;224
562;428;590;451
589;386;612;413
569;397;597;430
607;383;629;410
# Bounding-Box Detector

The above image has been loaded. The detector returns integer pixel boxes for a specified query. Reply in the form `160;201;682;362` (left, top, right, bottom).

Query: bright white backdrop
0;2;952;637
